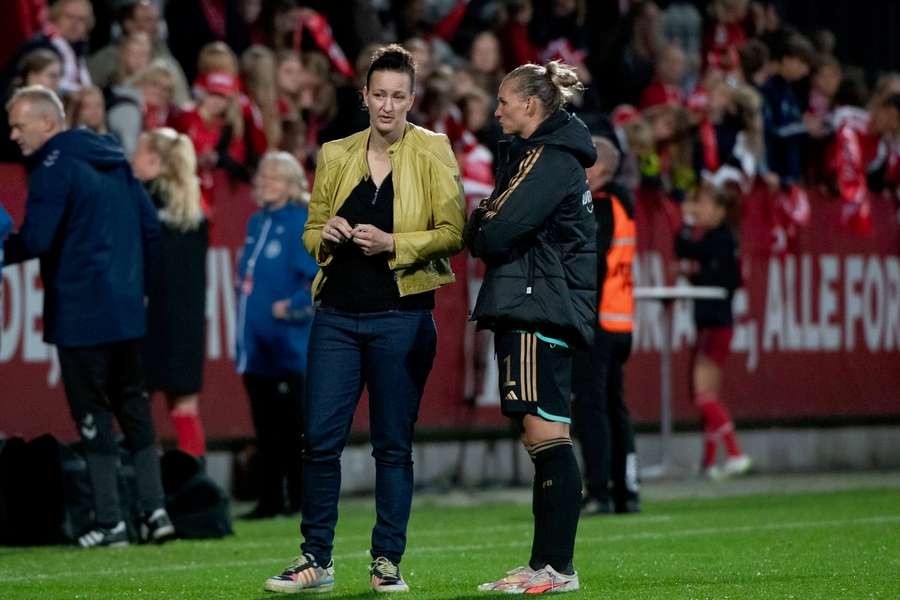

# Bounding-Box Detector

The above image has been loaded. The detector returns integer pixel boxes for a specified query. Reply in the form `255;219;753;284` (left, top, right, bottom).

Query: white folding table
632;286;727;478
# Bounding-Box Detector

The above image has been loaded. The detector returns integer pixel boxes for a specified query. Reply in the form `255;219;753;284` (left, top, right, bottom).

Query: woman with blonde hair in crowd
131;128;209;461
130;60;178;129
235;151;316;520
240;45;282;151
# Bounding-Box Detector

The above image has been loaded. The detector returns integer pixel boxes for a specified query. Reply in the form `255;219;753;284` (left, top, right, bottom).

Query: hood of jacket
29;128;129;174
522;110;597;169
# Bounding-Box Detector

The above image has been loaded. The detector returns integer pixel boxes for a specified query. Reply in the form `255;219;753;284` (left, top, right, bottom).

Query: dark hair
118;0;152;25
696;179;742;231
503;60;584;116
739;39;769;80
770;31;815;65
366;44;416;92
12;49;61;90
833;70;869;108
881;92;900;113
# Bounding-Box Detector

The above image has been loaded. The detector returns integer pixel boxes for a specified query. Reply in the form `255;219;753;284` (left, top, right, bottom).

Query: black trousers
57;339;164;525
572;329;638;506
243;373;304;514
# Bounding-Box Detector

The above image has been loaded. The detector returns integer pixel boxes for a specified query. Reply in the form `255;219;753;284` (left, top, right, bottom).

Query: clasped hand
321;216;394;256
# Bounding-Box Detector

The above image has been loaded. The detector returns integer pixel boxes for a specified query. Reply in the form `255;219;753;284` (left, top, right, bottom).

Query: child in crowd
675;179;751;479
760;33;817;185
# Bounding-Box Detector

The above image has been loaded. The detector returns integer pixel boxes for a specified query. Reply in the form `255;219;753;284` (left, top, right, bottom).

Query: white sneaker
515;565;580;594
702;465;723;481
477;566;537;592
264;553;335;593
721;455;752;477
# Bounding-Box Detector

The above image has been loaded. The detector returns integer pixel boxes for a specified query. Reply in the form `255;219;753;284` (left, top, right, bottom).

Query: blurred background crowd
1;0;898;242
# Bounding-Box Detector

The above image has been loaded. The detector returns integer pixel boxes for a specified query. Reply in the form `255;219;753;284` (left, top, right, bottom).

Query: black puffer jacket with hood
464;110;598;348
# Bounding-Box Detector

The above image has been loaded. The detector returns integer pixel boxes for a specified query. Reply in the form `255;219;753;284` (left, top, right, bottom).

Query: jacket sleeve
467;149;576;262
302;145;336;266
388;136;465;269
2;156;74;265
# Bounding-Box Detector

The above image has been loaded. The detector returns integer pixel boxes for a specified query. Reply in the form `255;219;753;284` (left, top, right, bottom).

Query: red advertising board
1;164;898;443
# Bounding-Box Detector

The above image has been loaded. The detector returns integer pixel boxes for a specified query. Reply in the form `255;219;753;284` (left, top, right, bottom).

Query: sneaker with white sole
516;565;580;594
370;556;409;593
78;521;129;548
721;454;752;477
477;565;537;592
141;508;176;544
264;552;335;594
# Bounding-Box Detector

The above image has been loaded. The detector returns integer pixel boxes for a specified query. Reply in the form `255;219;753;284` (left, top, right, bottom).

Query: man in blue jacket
3;86;174;547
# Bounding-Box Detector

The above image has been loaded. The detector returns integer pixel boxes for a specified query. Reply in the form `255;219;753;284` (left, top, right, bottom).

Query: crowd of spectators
1;0;899;241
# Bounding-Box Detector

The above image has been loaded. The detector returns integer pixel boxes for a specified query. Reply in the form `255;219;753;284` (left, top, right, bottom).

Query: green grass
1;486;898;599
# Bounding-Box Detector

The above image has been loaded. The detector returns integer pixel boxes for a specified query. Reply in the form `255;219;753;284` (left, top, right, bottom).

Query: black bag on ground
160;449;232;539
0;434;144;546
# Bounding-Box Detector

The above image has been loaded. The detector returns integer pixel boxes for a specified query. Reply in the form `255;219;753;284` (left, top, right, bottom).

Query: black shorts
495;330;573;424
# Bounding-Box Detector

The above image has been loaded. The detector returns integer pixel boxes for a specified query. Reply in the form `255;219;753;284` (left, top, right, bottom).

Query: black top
320;173;435;312
674;223;741;329
144;185;208;394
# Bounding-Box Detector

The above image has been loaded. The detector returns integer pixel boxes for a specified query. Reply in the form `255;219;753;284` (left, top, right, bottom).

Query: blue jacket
0;204;11;268
3;129;160;346
236;203;318;376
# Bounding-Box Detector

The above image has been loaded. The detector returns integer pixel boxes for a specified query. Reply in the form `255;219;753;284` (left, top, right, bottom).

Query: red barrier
2;164;899;442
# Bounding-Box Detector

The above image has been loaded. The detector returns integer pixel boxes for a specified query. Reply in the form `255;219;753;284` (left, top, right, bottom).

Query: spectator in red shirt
640;44;687;110
702;0;749;75
808;55;842;121
131;60;179;130
170;70;248;217
498;0;540;71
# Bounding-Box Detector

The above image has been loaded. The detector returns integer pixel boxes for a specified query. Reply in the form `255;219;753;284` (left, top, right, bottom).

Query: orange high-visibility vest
599;194;635;332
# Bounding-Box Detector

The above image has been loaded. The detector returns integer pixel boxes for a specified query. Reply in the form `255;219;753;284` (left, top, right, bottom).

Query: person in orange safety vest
571;136;640;515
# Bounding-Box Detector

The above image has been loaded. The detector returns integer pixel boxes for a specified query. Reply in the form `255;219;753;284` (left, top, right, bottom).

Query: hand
681;199;697;224
351;224;394;256
272;299;291;319
321;216;354;244
198;151;219;169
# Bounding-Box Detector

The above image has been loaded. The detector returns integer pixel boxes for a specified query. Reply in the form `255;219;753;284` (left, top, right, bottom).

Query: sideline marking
1;515;898;584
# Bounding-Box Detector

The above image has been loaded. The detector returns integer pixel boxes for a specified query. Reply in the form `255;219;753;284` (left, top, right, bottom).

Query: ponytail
145;128;204;232
504;60;584;115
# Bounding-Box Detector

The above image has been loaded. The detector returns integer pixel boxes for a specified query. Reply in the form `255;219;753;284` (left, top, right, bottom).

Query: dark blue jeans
300;307;437;565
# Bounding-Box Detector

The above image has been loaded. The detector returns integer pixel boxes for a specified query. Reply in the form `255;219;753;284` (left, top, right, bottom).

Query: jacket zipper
526;248;535;295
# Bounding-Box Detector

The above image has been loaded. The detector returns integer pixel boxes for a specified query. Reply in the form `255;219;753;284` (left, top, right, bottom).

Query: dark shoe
239;504;282;520
142;508;176;543
78;521;129;548
615;498;641;514
581;497;614;515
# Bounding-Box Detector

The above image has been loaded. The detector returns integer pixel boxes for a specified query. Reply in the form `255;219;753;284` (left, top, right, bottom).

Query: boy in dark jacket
3;86;173;547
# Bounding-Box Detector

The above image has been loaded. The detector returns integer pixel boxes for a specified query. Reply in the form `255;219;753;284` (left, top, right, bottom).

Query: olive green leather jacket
303;123;466;298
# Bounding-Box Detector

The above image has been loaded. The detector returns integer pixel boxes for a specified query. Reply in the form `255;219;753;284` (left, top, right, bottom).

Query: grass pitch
1;476;898;599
